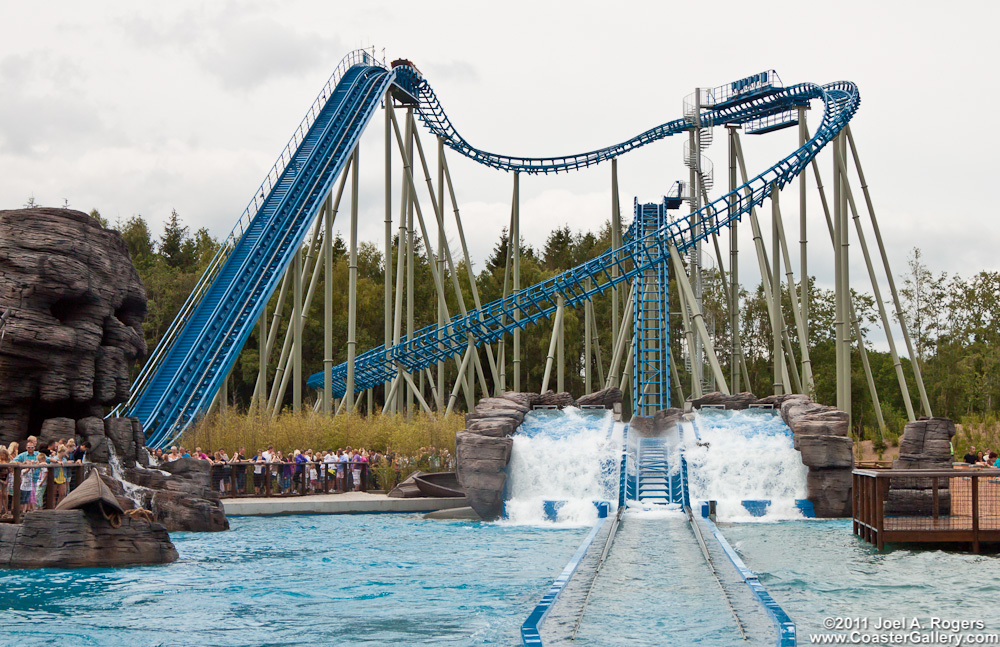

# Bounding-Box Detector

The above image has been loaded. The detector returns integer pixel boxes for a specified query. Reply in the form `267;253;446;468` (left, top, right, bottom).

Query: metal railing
0;462;100;525
199;460;377;499
118;49;384;419
853;467;1000;553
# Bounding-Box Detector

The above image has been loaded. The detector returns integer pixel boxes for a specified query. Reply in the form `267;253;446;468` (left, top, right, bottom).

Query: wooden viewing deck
853;467;1000;553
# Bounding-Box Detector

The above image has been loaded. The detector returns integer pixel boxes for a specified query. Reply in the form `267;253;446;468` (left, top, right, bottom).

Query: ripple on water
0;514;588;647
723;519;1000;635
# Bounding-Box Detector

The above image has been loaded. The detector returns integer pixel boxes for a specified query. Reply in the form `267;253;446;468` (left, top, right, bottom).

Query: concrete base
222;492;471;516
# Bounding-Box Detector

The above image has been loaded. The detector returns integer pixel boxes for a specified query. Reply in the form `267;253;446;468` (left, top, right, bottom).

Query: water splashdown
503;408;620;526
684;409;808;521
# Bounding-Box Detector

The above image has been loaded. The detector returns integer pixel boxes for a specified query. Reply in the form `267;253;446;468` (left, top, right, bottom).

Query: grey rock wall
886;417;956;515
0;207;227;533
0;509;177;569
0;208;146;445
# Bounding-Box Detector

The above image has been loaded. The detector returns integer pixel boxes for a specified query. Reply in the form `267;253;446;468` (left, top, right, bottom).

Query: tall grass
179;409;464;456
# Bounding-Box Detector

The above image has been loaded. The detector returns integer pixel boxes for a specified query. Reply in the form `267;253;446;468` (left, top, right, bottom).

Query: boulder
884;417;957;516
0;208;146;446
535;391;577;408
690;391;757;410
781;400;850;437
124;458;229;532
466;417;518;438
797;435;854;468
131;418;149;468
629;409;683;438
654;408;684;430
501;392;540;408
77;416;110;463
896;417;955;463
577;387;623;409
476;397;530;414
1;509;176;569
465;409;524;427
38;417;75;449
104;416;136;467
455;431;514;520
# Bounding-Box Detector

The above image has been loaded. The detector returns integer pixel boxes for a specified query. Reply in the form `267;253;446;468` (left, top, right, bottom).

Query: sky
2;0;998;299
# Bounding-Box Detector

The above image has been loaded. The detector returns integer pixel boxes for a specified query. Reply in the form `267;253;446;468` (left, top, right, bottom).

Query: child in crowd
19;455;34;512
307;451;319;493
53;446;69;504
32;453;48;510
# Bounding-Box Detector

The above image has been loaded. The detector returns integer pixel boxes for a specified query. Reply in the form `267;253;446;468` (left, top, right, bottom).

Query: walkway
222;492;470;516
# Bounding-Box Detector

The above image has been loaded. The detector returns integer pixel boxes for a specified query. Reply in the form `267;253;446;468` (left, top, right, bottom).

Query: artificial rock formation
886;417;956;515
775;395;854;517
689;391;757;410
0;208;228;538
0;208;146;445
0;509;176;569
123;458;230;532
455;389;621;520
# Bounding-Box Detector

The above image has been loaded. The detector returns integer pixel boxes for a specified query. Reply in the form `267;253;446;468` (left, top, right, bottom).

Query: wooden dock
853;467;1000;553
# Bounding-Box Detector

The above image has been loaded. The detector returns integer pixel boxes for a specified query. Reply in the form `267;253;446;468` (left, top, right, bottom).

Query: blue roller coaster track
124;49;859;449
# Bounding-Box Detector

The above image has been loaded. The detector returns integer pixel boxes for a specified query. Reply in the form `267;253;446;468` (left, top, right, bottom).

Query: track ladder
636;437;675;505
631;200;671;417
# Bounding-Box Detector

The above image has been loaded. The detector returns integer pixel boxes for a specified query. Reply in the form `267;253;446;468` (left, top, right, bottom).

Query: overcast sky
2;0;997;299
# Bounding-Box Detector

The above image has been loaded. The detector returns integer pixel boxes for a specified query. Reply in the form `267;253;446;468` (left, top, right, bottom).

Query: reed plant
179;409;463;456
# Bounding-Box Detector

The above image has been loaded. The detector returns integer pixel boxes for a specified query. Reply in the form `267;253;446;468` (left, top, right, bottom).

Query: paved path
222;492;470;516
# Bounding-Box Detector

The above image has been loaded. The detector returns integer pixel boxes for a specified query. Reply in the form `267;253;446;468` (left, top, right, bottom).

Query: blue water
725;519;1000;638
0;515;588;646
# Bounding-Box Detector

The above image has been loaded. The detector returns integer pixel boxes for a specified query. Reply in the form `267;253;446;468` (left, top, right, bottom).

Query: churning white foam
684;410;808;522
503;408;620;526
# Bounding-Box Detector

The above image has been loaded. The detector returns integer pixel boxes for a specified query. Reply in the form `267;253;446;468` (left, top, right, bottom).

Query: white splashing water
107;442;154;509
503;408;620;526
684;409;808;522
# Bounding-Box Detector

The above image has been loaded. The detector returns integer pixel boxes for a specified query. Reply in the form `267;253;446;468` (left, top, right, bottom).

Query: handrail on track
120;50;384;420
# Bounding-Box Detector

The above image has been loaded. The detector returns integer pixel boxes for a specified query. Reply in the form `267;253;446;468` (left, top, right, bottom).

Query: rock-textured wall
455;387;623;520
886;417;956;515
0;207;228;533
0;509;177;569
124;458;230;532
778;395;854;518
0;208;146;445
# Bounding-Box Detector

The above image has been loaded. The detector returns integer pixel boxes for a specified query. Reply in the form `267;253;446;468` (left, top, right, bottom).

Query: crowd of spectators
962;446;1000;467
2;436;455;512
1;435;91;517
146;445;454;496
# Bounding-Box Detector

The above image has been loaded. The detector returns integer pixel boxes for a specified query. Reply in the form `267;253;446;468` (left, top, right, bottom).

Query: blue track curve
125;49;858;449
305;75;858;399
